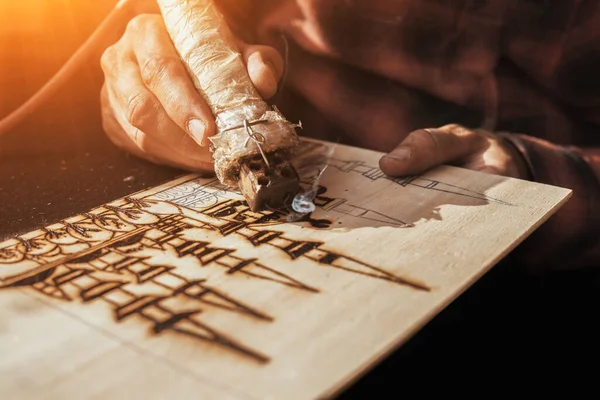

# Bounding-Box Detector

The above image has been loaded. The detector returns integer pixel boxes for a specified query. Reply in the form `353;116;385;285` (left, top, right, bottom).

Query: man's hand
100;13;283;172
379;124;530;179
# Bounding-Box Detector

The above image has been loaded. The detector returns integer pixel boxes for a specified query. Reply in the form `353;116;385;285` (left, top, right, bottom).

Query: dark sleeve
501;134;600;271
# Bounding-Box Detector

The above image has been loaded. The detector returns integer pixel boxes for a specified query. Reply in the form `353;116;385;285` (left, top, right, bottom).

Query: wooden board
0;138;571;399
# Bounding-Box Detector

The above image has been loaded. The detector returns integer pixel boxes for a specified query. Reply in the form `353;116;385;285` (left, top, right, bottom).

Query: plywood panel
0;138;571;399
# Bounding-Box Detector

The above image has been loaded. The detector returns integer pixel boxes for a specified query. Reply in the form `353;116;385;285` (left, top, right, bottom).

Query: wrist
496;132;535;181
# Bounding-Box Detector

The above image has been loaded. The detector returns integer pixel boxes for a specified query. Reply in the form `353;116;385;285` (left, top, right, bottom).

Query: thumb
242;44;284;99
379;125;487;176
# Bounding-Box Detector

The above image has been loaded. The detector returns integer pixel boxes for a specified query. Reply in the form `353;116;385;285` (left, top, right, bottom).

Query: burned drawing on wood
0;190;427;362
292;139;516;207
0;139;512;363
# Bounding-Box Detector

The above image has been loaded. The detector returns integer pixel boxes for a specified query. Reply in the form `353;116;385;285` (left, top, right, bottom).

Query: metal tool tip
238;151;301;212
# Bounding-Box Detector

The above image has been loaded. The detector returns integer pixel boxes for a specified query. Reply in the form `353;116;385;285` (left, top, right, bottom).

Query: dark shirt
220;0;600;270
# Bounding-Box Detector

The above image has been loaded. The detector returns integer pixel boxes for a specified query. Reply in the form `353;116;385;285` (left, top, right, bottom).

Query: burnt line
163;316;270;364
406;179;516;206
174;280;274;322
19;290;261;399
227;262;320;293
307;254;431;292
0;225;154;288
329;157;515;206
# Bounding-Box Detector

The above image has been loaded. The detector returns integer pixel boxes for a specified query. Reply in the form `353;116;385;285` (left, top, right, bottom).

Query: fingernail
385;146;412;161
187;119;206;145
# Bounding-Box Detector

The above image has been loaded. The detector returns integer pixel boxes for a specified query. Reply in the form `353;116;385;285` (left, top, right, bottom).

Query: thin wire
220;119;269;133
243;119;270;168
274;33;290;101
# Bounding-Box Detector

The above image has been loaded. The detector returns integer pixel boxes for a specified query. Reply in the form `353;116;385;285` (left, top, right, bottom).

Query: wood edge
0;173;200;247
320;188;573;399
122;172;200;198
1;137;577;398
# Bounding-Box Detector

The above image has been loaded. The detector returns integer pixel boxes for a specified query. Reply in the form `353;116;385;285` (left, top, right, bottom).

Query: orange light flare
0;0;117;117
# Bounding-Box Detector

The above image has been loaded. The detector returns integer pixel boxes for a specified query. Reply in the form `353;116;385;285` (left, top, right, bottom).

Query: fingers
115;14;282;148
104;53;182;150
101;84;214;172
101;66;213;172
99;12;283;174
100;83;161;163
462;136;529;179
100;14;214;168
128;15;216;146
379;124;488;176
242;44;284;99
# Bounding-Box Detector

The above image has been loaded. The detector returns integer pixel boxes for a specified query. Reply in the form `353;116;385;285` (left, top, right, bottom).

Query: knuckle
416;128;443;164
419;128;441;149
100;45;117;73
140;55;179;86
99;83;108;104
127;14;151;33
143;13;162;28
100;88;117;124
124;125;148;153
125;91;155;129
135;132;151;153
126;14;162;36
101;116;125;148
441;123;471;136
440;123;461;130
101;114;127;150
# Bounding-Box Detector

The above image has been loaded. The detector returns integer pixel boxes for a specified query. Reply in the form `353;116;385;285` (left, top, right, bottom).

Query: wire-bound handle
156;0;300;187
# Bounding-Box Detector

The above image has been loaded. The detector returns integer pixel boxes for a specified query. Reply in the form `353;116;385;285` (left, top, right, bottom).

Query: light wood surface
0;138;571;399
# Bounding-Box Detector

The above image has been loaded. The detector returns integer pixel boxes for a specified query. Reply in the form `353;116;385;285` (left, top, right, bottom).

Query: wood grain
0;138;571;399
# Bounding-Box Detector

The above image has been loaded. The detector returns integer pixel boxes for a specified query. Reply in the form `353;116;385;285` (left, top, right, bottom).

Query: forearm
502;134;600;271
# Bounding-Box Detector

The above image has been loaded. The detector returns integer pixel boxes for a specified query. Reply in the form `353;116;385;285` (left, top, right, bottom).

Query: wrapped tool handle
156;0;299;186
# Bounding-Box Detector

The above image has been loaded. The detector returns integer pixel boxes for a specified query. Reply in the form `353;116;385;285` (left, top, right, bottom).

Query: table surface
0;74;184;242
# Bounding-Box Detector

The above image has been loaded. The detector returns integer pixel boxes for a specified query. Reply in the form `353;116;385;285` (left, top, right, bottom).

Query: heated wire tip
238;150;301;212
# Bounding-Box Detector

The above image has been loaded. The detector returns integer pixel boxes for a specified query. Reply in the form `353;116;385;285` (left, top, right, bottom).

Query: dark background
1;1;598;395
